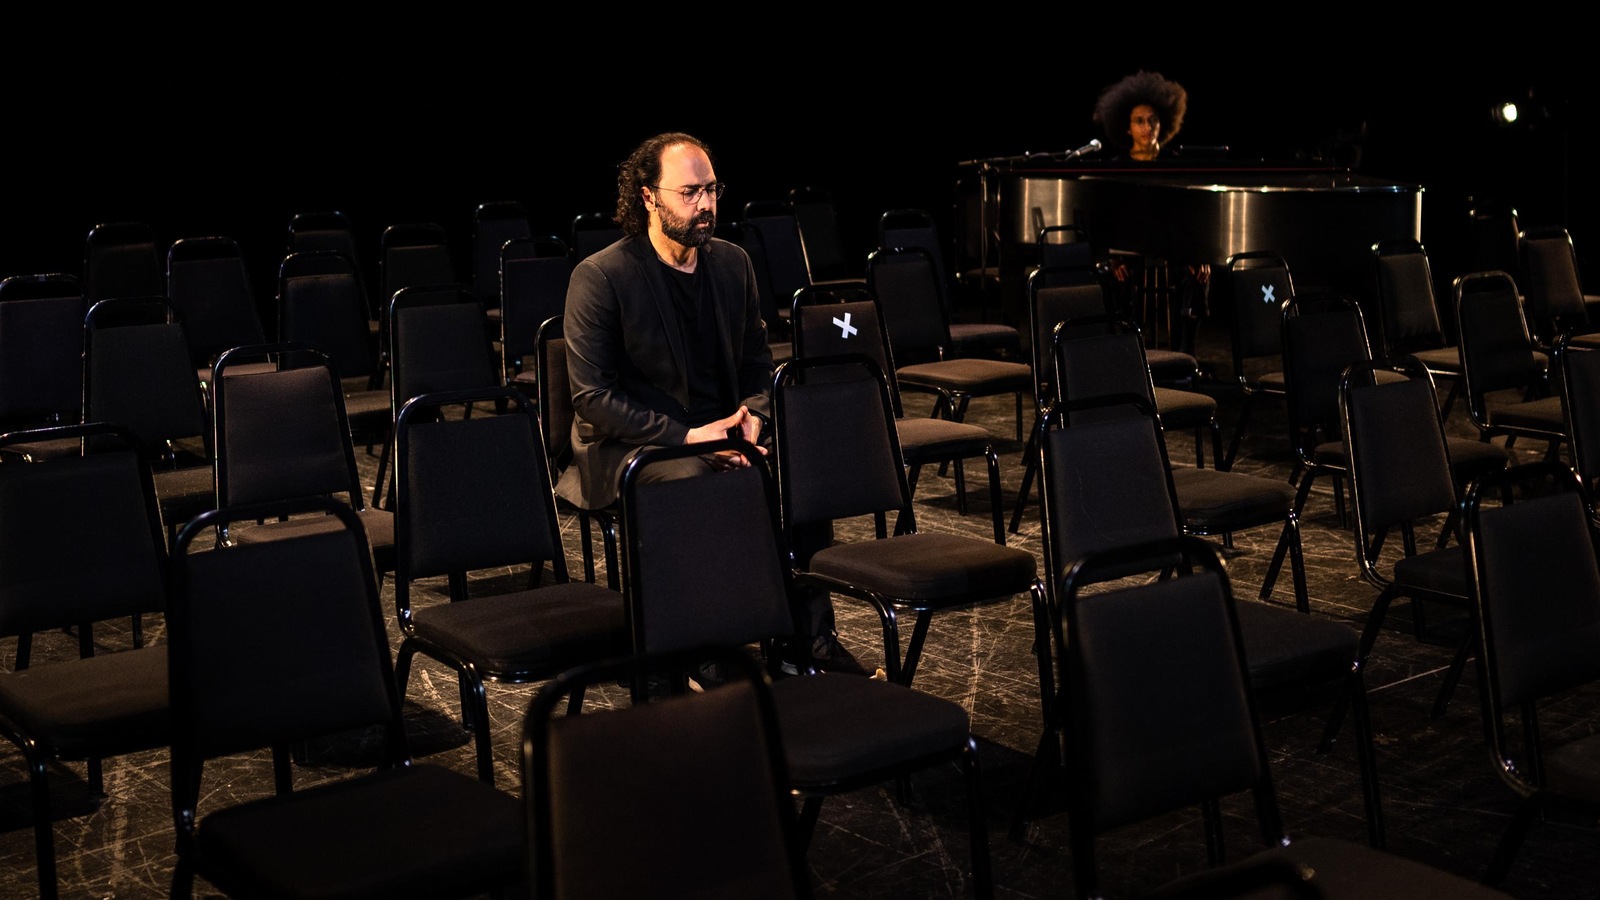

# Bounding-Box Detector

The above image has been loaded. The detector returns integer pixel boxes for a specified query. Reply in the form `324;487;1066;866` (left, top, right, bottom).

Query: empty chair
166;497;526;899
0;274;86;460
210;342;396;587
1050;534;1509;900
789;184;857;281
617;439;994;898
771;353;1045;688
1518;225;1600;351
83;221;164;306
866;245;1032;440
1462;460;1600;889
498;235;572;393
371;283;501;508
1008;268;1221;534
165;235;268;379
1220;249;1293;470
1557;329;1600;500
274;249;390;438
570;210;622;262
523;647;811;900
470;199;532;315
878;207;1018;362
1372;238;1465;417
738;201;810;337
790;280;1004;541
534;314;618;589
392;385;628;784
1454;269;1567;460
0;423;171;900
1337;356;1481;721
82;296;215;544
375;222;461;385
287;210;374;323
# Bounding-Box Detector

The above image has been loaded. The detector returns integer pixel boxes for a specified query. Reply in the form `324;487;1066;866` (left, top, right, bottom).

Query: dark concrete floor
2;320;1597;900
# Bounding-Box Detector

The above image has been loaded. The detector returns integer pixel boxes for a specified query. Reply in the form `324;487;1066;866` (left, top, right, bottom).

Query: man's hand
684;406;767;470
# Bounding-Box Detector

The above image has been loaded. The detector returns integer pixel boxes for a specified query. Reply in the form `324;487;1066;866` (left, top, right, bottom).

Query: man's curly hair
614;132;713;237
1092;71;1187;153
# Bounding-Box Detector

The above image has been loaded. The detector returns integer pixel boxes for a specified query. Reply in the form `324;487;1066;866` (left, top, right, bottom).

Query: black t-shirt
662;261;731;427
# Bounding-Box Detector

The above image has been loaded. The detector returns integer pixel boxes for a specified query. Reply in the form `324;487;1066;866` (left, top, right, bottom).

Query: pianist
1091;69;1210;355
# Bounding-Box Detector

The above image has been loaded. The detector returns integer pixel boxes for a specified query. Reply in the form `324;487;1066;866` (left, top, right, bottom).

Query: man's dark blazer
555;233;775;510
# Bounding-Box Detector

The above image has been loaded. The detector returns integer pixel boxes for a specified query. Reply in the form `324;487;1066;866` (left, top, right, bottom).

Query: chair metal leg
961;738;996;900
1483;801;1538;885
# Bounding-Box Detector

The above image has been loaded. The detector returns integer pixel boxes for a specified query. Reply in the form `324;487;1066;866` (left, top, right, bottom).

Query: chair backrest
0;273;85;424
618;440;795;656
789;185;854;282
83;297;210;459
499;238;573;379
772;354;913;537
394;386;569;602
1463;461;1600;799
287;210;372;320
1454;269;1543;422
1558;333;1600;495
534;315;574;476
1518;225;1590;346
1038;395;1183;592
570;211;622;262
166;235;266;369
378;222;458;312
1372;238;1447;356
276;250;378;382
472;199;533;311
1468;202;1522;283
788;281;906;414
84;221;164;306
739;206;811;326
865;245;952;365
878;208;952;294
523;647;808;900
1051;314;1161;413
1339;357;1460;561
168;497;403;776
211;343;366;511
1029;268;1114;402
1036;225;1098;279
0;423;169;639
387;285;500;417
1225;250;1294;380
1281;294;1377;450
1058;535;1278;899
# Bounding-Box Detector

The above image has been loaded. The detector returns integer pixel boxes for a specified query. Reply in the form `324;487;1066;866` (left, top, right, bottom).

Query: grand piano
960;152;1424;330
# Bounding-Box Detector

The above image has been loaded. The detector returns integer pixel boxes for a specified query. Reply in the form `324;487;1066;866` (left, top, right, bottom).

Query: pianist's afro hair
1093;70;1187;152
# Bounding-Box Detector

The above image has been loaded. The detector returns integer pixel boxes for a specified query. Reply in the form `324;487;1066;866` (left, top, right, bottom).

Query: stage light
1493;101;1520;125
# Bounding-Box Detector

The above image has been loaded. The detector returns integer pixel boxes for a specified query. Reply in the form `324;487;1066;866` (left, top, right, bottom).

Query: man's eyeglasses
651;182;727;204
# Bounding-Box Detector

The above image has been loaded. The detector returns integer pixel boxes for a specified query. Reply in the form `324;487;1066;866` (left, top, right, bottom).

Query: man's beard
660;205;716;248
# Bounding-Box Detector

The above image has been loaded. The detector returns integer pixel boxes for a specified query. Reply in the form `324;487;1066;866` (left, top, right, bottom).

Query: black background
3;38;1585;320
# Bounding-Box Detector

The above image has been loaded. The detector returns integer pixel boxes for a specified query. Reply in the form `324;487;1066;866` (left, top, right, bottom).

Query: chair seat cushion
1446;437;1514;484
896;358;1034;395
1169;468;1294;533
770;674;971;786
409;582;628;676
0;646;168;758
1234;601;1358;690
230;508;397;574
1145;348;1200;383
1491;395;1566;434
806;532;1036;607
1152;387;1217;430
194;764;525;900
1543;731;1600;802
1392;545;1467;596
1412;346;1463;373
895;416;992;460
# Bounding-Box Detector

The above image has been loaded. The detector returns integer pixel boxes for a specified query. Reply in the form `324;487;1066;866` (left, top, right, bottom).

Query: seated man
557;130;872;678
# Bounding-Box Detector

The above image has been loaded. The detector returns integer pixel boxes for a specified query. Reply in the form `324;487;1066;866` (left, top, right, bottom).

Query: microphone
1058;139;1102;161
